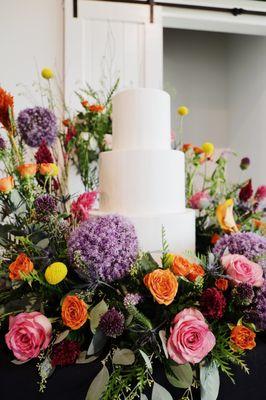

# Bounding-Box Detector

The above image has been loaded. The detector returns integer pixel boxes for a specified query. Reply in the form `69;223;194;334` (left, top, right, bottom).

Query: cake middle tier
99;149;186;214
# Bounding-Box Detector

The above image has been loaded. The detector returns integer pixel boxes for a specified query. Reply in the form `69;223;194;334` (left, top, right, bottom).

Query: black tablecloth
0;335;265;400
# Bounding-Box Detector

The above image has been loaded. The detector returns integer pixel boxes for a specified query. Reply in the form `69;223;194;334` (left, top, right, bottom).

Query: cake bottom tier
91;209;195;253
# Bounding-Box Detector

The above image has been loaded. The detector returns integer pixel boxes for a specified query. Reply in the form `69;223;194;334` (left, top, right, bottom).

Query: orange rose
9;253;34;281
17;163;37;178
0;176;14;194
182;143;192;153
215;278;228;291
211;233;220;245
230;325;256;350
187;263;205;282
61;295;88;330
81;100;89;108
193;146;204;155
39;163;58;177
143;269;178;305
171;255;192;277
89;104;104;113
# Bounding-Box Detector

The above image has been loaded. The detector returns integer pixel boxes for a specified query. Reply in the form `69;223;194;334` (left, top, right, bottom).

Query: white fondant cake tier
91;209;195;253
99;149;186;215
112;88;171;150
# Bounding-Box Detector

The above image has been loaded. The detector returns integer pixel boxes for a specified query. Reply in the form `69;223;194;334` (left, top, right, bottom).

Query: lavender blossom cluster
213;232;266;261
68;214;138;283
17;106;57;147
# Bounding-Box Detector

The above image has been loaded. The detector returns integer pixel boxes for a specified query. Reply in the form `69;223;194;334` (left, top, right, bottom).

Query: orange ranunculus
143;269;178;306
0;176;14;194
171;255;192;277
193;146;204;155
182;143;193;153
17;163;38;178
216;199;239;234
62;119;70;127
89;104;105;113
230;325;256;350
39;163;58;177
0;87;14;131
61;295;88;330
9;253;34;281
187;263;205;282
215;278;229;291
211;233;221;245
81;100;89;108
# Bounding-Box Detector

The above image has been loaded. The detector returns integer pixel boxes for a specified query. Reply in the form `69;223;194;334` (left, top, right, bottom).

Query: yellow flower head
216;199;239;234
45;262;68;285
164;253;175;268
202;142;215;157
177;106;189;117
41;68;54;80
39;163;59;177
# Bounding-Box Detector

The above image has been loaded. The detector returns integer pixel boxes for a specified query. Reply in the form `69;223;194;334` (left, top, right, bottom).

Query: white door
64;0;163;108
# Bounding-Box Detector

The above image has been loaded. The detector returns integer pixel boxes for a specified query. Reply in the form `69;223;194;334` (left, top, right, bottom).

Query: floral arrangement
0;85;265;400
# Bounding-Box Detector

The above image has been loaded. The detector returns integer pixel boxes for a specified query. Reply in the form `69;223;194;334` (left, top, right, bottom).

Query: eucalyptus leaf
152;382;173;400
54;330;70;345
139;349;153;372
166;363;193;389
200;362;220;400
87;330;107;356
140;395;148;400
112;348;135;365
89;300;108;334
76;351;99;364
159;330;168;358
11;359;30;365
85;364;109;400
36;238;50;249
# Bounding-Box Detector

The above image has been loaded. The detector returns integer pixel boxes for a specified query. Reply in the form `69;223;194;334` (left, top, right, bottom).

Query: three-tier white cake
93;88;195;253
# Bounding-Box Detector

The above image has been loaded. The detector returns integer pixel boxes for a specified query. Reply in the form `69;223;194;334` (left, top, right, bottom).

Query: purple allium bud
68;215;138;283
34;194;58;216
0;136;6;151
123;293;142;308
18;106;57;147
99;308;125;338
240;157;250;170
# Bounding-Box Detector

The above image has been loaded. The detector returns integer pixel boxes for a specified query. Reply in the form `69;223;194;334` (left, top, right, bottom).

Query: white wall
0;0;64;113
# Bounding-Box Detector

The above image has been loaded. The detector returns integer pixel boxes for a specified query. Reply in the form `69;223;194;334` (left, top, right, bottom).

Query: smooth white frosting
112;88;171;150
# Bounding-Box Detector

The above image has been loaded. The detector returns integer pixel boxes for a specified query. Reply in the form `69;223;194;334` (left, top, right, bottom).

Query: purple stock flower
99;308;125;338
123;293;142;308
213;232;266;261
17;106;57;147
68;214;138;283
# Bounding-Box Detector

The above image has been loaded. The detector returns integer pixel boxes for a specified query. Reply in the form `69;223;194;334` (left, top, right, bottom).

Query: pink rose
189;191;211;210
167;308;216;364
5;312;52;361
221;254;264;287
71;191;97;222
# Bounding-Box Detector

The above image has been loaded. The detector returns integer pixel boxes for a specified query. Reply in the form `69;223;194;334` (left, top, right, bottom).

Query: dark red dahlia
200;288;226;319
239;179;253;202
51;339;80;367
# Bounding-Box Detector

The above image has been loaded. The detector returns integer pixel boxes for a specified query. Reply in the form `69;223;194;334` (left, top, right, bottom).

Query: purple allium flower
68;215;138;283
213;232;266;261
232;283;254;306
123;293;142;308
0;136;6;151
245;280;266;330
34;194;58;216
99;308;125;338
17;106;57;147
240;157;250;170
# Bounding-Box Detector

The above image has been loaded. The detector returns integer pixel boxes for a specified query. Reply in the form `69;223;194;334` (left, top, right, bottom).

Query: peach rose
9;253;34;281
187;263;205;282
17;163;38;178
230;325;256;350
221;254;264;287
61;295;88;330
89;104;104;113
171;255;191;277
215;278;229;291
0;176;14;194
39;163;58;177
143;268;178;305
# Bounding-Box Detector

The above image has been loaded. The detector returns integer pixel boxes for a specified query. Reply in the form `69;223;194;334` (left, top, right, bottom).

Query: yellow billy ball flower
202;142;215;157
41;68;54;80
177;106;189;116
45;262;68;285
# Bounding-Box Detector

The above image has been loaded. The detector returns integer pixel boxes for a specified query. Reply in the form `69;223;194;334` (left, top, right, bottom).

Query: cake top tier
112;88;171;151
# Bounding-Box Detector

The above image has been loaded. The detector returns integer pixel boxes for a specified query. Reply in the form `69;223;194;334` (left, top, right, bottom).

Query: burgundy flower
240;157;250;170
65;126;77;147
255;185;266;203
239;179;253;202
200;288;226;319
51;339;80;367
99;308;125;338
71;191;97;222
35;140;54;164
